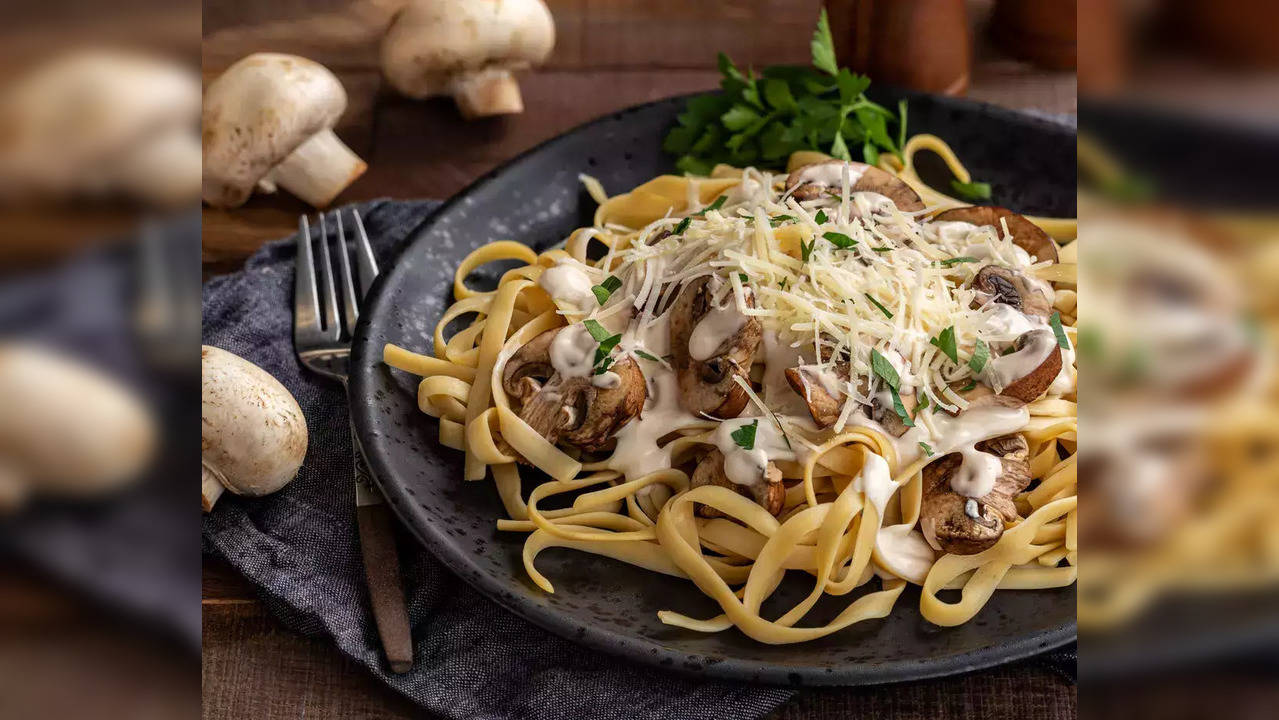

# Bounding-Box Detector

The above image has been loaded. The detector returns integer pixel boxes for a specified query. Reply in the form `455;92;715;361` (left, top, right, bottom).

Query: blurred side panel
1079;0;1279;715
0;2;199;720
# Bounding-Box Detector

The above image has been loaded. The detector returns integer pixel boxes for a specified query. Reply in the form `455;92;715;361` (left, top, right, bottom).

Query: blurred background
0;2;200;719
0;0;1276;718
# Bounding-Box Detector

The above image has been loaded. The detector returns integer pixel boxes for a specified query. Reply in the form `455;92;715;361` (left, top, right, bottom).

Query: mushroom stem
453;69;524;118
201;463;225;512
261;128;366;208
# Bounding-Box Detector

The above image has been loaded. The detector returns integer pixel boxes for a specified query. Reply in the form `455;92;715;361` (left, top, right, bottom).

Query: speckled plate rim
350;91;1076;686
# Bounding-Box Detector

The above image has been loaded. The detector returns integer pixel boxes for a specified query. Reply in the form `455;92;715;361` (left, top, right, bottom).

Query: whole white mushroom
202;346;308;511
381;0;556;118
0;50;201;206
202;53;367;209
0;343;156;511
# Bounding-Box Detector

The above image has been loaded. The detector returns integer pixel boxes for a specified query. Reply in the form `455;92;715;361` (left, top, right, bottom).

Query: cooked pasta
386;141;1077;643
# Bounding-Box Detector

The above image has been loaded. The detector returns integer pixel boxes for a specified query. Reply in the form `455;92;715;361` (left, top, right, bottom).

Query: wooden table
200;2;1076;717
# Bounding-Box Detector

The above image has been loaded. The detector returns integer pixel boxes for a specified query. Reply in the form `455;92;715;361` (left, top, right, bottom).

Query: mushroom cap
998;330;1063;403
786;159;925;212
690;448;785;518
381;0;556;99
0;50;199;201
201;53;350;208
669;276;762;419
0;343;155;498
972;264;1053;318
920;433;1031;555
201;345;307;498
933;206;1058;264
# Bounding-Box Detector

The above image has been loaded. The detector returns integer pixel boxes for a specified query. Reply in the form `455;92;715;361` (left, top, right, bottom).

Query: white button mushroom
201;346;308;511
202;53;367;209
381;0;556;118
0;50;201;206
0;344;156;511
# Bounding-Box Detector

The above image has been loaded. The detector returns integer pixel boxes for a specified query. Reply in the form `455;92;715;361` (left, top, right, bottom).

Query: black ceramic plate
350;90;1076;685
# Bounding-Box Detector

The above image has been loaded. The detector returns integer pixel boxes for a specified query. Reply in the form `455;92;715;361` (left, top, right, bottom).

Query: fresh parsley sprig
591;275;622;305
870;348;914;427
731;420;759;451
663;9;907;175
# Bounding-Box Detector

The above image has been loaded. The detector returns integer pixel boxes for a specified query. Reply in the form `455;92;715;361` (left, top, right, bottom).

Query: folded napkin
201;199;794;720
201;199;1074;720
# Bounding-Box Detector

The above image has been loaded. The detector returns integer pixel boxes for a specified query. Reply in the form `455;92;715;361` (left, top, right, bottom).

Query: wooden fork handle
356;502;414;673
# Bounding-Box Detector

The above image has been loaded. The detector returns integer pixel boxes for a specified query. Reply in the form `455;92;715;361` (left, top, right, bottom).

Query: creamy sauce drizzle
538;258;597;310
711;416;796;487
688;294;749;361
549;323;619;388
979;328;1056;393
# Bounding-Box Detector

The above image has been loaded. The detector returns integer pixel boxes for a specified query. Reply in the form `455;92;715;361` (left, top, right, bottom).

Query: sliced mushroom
932;206;1058;264
972;265;1053;318
669;277;762;419
690;448;785;518
983;329;1063;403
784;357;916;435
920;433;1032;555
785;159;924;212
500;327;646;452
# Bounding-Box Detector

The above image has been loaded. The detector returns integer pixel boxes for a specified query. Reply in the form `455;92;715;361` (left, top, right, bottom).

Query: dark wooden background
199;1;1075;718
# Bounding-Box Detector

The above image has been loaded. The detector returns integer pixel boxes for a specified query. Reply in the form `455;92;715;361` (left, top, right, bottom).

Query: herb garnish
801;238;815;262
634;350;661;363
731;420;759;451
938;256;979;267
930;326;958;363
814;209;828;224
673;217;691;235
583;320;622;369
864;293;893;319
823;231;857;249
591;275;622;305
968;338;989;373
738;273;749;283
919;442;934;457
870;348;914;427
769;215;797;227
1049;311;1070;349
663;10;907;174
951;180;992;201
960;379;977;392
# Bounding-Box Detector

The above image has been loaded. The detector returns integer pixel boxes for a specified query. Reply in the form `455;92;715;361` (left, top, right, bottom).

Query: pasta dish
385;137;1078;644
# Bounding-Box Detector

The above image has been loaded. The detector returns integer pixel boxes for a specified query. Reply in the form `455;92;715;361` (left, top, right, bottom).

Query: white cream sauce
950;447;1003;498
875;524;936;584
539;258;598;310
549;323;620;388
711;416;796;488
688;294;749;361
978;328;1056;393
606;368;702;481
790;160;867;191
895;401;1030;498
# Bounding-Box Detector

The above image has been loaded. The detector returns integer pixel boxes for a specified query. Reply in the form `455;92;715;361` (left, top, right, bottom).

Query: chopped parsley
738;273;749;283
801;238;815;262
919;442;934;457
929;326;958;363
1049;311;1070;349
730;420;759;451
823;231;857;249
634;350;661;363
968;338;989;373
593;356;615;375
591;275;622;305
864;293;893;319
871;348;914;428
938;256;979;267
694;196;727;216
871;246;892;253
583;320;621;368
960;379;977;392
673;217;691;235
951;180;992;201
769;215;797;227
814;209;828;224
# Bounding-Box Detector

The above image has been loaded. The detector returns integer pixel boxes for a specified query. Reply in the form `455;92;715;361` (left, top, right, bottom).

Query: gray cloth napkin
200;199;795;720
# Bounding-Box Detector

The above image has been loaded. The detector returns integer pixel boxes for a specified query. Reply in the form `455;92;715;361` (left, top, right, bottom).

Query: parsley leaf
738;273;749;283
951;180;992;201
801;238;815;263
823;231;857;249
769;215;797;227
889;386;914;427
1050;311;1070;349
938;256;979;267
864;293;893;319
731;420;759;451
583;320;621;367
694;196;727;216
870;348;901;390
960;379;977;392
930;326;958;363
591;275;622;305
634;350;661;363
810;9;838;76
674;217;691;235
872;246;892;253
969;338;989;373
583;319;612;342
919;441;934;457
593;356;615;375
814;209;828;224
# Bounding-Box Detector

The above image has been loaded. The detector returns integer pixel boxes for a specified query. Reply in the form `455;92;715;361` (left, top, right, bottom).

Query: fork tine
294;215;322;341
351;209;379;299
316;213;341;339
334;210;360;334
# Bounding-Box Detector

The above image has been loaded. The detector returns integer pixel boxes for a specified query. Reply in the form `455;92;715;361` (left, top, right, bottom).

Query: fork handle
352;432;414;673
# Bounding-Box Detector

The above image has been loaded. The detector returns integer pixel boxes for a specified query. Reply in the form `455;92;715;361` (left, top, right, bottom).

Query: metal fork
294;209;413;673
